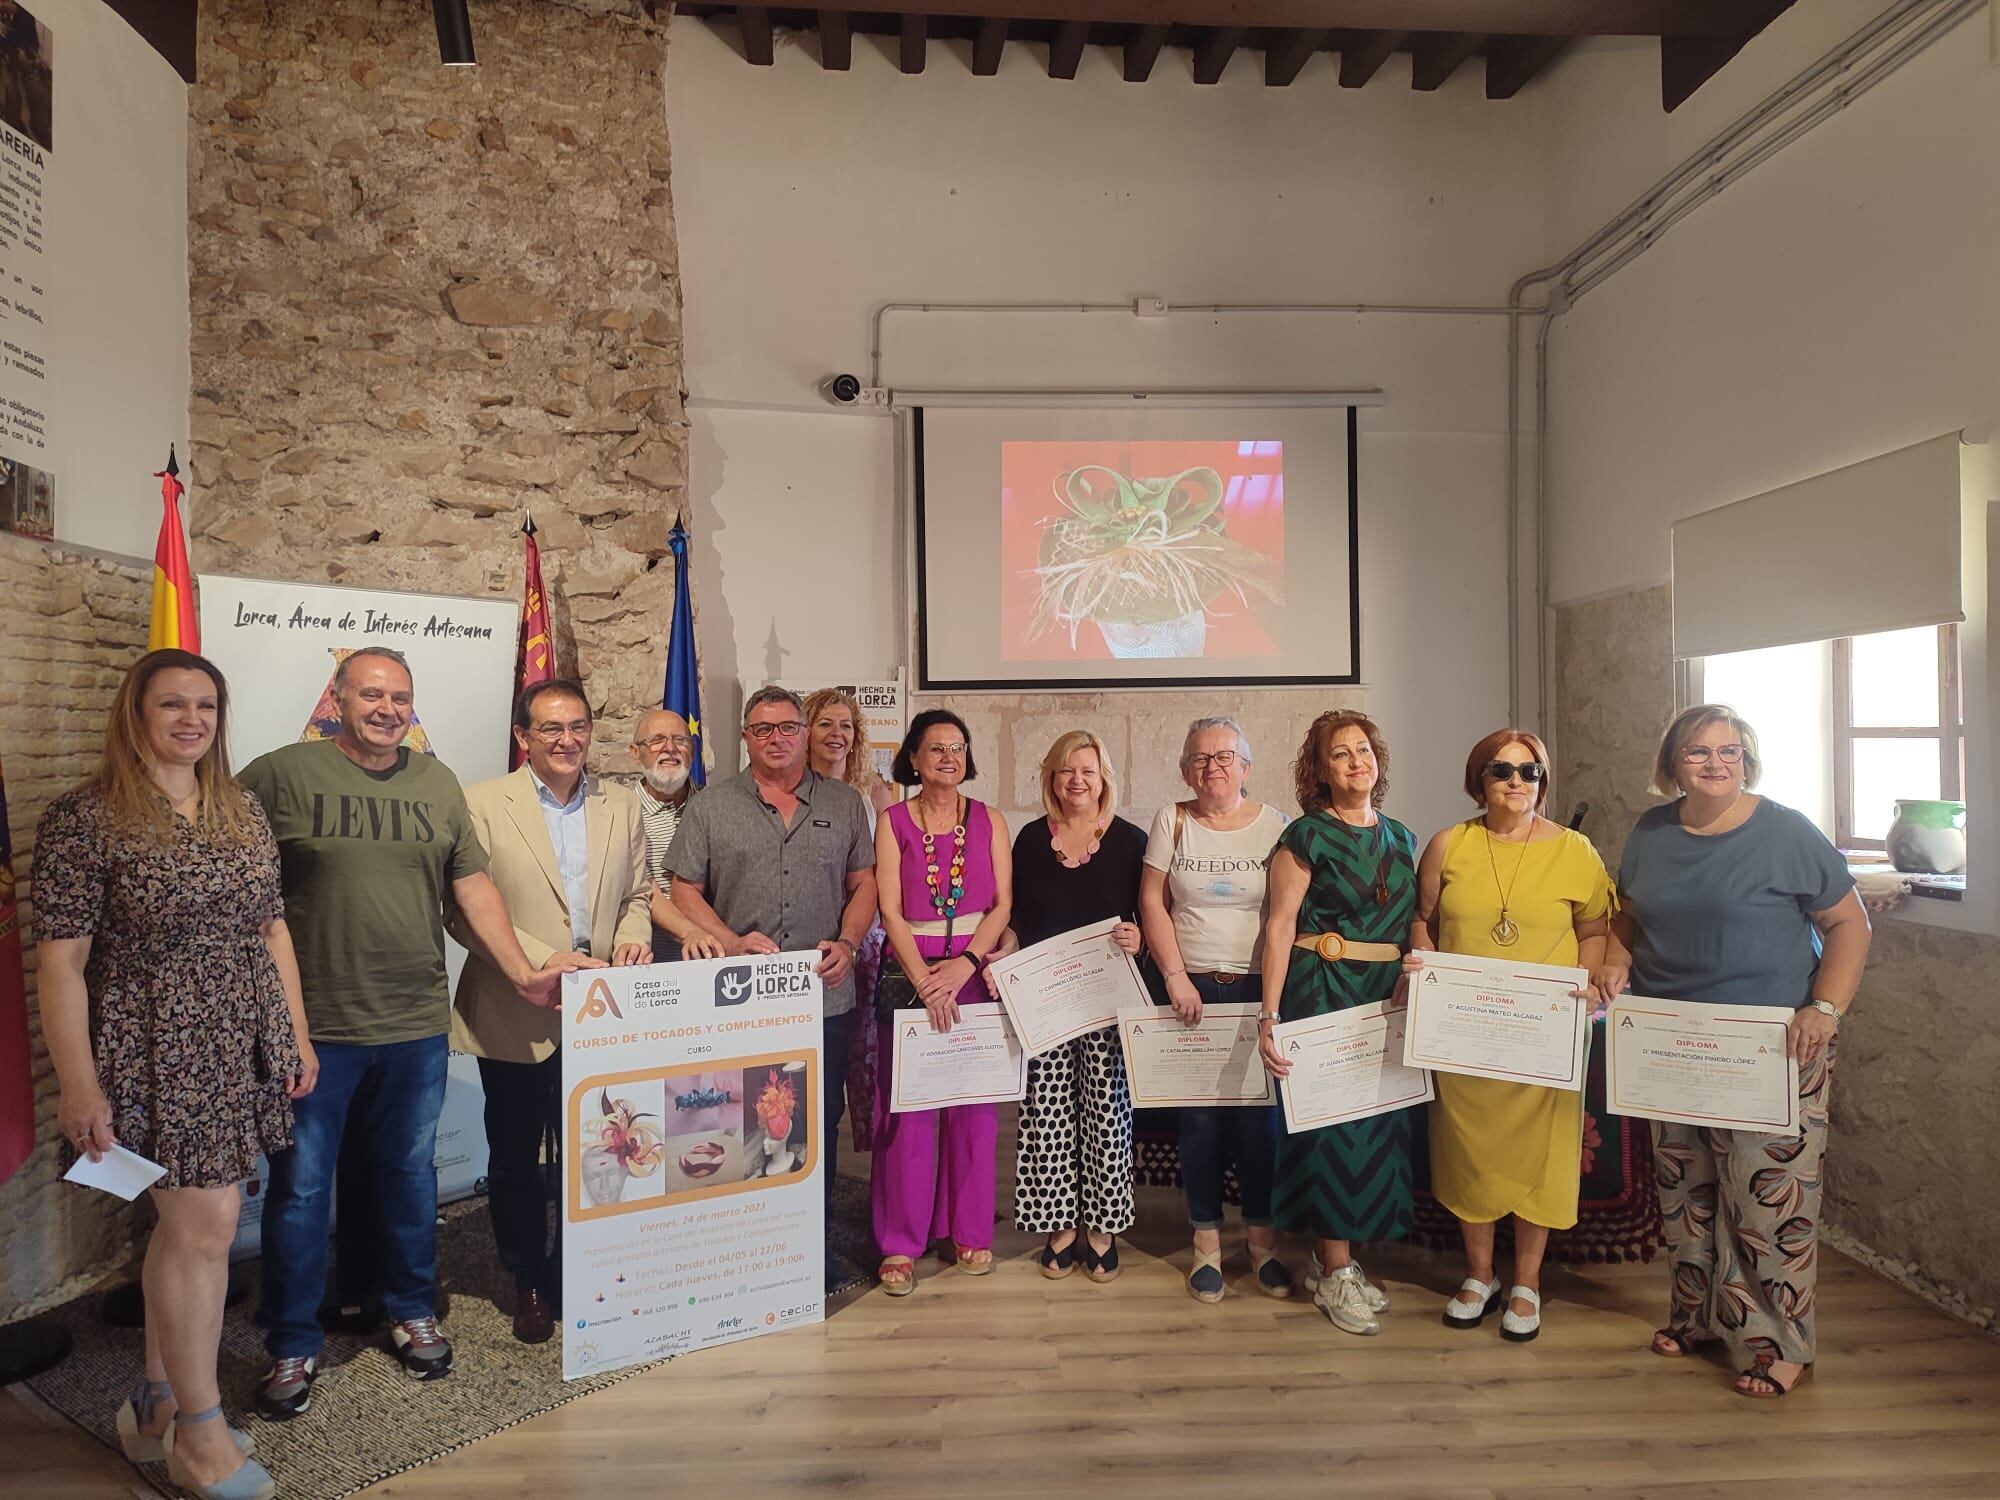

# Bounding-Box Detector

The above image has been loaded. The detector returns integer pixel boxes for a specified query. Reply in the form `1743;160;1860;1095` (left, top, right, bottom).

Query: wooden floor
11;1170;2000;1499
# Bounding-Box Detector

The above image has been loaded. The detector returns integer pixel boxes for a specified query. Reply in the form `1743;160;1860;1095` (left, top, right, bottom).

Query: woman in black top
1011;729;1145;1281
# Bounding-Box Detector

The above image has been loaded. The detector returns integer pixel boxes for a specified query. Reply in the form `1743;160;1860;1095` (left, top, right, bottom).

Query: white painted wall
667;21;1551;837
12;0;188;560
1541;8;2000;603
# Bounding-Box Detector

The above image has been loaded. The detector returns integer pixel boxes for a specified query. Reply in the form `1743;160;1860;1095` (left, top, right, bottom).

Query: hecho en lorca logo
714;956;817;1007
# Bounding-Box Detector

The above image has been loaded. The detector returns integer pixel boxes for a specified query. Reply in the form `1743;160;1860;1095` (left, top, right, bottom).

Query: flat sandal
1736;1353;1812;1398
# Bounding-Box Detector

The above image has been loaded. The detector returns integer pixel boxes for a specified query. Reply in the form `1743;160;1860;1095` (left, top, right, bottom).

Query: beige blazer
449;766;652;1064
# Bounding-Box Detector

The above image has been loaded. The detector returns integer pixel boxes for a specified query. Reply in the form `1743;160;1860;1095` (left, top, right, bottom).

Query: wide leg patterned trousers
1014;1028;1135;1235
1655;1048;1833;1364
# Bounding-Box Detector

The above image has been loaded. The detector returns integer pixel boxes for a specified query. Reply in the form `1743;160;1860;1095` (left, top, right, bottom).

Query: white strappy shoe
1500;1285;1542;1343
1442;1276;1502;1329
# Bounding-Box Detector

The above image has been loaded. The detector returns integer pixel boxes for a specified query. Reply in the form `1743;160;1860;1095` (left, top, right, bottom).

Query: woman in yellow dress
1409;728;1614;1343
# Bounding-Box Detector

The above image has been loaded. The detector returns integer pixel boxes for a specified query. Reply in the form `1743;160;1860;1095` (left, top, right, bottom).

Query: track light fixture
434;0;475;66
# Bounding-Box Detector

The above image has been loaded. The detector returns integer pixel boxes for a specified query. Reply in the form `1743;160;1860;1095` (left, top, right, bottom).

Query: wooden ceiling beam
1265;27;1327;87
735;4;775;65
1337;28;1405;88
900;11;928;73
972;15;1009;74
1049;18;1090;77
1193;25;1246;84
1661;1;1794;111
1484;34;1570;98
1410;30;1482;90
817;8;852;69
795;1;1777;39
1123;22;1169;81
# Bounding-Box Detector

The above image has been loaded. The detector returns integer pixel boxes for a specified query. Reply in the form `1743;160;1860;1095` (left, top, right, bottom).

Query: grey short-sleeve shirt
664;768;875;1016
1617;798;1854;1010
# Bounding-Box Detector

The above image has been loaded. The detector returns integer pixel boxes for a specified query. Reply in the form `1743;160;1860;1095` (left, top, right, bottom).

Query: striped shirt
639;784;693;891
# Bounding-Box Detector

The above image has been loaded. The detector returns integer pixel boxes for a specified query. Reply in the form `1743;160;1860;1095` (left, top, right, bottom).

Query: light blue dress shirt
531;769;592;951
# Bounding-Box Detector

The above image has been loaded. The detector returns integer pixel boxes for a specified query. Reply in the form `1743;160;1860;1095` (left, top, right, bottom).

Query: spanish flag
148;448;198;652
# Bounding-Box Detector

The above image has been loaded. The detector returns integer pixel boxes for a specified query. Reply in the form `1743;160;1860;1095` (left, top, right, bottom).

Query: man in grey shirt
665;686;877;1278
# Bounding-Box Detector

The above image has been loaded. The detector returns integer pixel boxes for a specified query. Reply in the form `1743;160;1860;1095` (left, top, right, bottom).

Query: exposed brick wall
187;0;686;765
0;535;153;1320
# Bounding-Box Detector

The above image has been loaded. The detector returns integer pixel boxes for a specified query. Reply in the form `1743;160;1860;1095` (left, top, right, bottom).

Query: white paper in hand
63;1144;167;1200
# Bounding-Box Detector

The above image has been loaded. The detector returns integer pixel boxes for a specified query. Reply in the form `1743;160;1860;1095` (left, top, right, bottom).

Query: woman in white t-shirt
1138;716;1291;1304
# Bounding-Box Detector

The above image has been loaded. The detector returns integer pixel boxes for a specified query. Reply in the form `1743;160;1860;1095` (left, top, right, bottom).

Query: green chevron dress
1270;811;1419;1243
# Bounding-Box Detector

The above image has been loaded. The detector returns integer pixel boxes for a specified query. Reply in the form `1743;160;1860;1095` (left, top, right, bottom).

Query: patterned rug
23;1176;881;1499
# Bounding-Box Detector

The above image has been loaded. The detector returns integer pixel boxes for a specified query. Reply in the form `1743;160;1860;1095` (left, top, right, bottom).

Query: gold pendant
1491;916;1520;947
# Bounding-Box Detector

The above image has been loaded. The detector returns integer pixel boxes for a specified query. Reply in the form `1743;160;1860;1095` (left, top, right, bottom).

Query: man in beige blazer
450;677;649;1344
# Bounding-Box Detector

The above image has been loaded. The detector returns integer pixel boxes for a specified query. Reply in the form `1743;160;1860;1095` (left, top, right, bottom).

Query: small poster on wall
0;0;55;539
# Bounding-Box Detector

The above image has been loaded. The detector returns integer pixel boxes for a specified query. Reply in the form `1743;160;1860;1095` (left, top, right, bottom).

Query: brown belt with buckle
1293;932;1402;964
1183;970;1250;984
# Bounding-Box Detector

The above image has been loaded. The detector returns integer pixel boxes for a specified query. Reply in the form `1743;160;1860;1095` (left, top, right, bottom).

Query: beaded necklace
916;794;968;916
1050;814;1108;868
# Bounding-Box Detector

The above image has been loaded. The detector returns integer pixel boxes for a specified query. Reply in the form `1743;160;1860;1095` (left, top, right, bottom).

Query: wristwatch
1807;998;1842;1020
1257;1010;1281;1023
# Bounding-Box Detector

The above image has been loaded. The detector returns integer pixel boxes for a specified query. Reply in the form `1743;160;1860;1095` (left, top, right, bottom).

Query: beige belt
907;911;991;938
1294;931;1401;964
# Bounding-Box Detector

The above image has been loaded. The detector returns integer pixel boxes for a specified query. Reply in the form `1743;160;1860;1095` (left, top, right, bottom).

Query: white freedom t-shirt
1143;801;1290;974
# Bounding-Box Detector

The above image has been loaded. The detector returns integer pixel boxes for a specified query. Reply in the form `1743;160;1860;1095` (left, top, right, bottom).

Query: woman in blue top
1595;705;1870;1400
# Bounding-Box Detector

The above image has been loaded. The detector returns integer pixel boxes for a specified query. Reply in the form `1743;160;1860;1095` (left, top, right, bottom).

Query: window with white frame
1689;623;1964;855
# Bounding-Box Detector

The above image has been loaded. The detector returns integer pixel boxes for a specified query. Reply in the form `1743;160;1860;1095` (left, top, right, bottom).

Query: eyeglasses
1484;760;1547;784
636;734;692;752
1681;744;1745;765
923;742;968;757
529;721;592;743
1189;750;1238;770
745;720;806;741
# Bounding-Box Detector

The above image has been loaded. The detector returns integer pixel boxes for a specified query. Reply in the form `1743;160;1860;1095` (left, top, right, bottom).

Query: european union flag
663;519;705;786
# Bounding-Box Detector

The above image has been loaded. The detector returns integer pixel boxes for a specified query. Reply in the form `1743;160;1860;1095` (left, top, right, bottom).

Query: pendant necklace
1484;813;1536;947
1326;806;1391;906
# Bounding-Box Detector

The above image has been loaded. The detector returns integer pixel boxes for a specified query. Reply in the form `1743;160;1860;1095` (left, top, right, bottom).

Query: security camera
821;373;863;405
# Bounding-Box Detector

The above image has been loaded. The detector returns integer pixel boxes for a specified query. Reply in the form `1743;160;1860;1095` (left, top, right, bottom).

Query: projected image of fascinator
1027;464;1281;660
580;1088;664;1206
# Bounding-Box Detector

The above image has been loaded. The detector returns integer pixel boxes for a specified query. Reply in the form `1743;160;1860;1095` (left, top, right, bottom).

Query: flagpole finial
164;445;179;479
522;509;537;537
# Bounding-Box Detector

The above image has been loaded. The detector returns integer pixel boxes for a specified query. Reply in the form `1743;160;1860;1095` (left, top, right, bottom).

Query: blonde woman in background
803;687;898;1160
1011;730;1145;1282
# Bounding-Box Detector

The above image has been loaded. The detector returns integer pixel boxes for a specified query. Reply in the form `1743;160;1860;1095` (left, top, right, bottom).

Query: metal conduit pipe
1508;0;1982;728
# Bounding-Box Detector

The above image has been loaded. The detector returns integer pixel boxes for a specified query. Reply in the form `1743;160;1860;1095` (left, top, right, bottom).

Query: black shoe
254;1356;319;1419
1082;1235;1121;1284
389;1316;454;1380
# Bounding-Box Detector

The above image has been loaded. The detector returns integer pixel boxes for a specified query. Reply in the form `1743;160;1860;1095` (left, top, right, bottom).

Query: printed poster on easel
197;574;520;1254
561;952;825;1380
775;673;905;784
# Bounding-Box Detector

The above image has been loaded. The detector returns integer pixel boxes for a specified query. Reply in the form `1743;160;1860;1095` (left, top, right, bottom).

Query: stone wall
0;536;154;1320
1552;583;2000;1323
187;0;685;761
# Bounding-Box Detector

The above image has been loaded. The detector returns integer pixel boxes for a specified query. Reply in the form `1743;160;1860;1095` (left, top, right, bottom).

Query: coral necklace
1050;815;1108;868
916;795;968;917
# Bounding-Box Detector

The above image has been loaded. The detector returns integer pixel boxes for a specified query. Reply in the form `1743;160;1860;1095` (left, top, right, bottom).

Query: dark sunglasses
1484;760;1547;785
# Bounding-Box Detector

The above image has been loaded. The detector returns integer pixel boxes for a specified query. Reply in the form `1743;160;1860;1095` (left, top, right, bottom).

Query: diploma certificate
1402;952;1591;1091
990;917;1150;1058
1116;1004;1274;1109
888;1002;1029;1113
1606;995;1799;1133
1271;1002;1433;1133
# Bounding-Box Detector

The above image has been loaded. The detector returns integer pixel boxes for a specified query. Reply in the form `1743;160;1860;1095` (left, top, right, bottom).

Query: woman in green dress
1258;710;1418;1336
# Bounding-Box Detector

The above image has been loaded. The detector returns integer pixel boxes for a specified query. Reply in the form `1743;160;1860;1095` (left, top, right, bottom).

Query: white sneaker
1304;1260;1391;1312
1313;1264;1381;1336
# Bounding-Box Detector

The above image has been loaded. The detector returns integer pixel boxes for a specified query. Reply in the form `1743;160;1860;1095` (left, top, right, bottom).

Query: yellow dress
1429;818;1613;1229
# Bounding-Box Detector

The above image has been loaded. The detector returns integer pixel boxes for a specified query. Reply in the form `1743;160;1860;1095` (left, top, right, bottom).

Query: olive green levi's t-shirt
238;739;489;1046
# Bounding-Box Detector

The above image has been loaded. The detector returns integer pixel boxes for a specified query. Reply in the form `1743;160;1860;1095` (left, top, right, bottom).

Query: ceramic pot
1100;610;1207;659
1886;799;1966;874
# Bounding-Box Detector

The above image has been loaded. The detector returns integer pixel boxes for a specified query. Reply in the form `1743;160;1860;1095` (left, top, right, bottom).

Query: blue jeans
1178;973;1279;1230
261;1035;450;1359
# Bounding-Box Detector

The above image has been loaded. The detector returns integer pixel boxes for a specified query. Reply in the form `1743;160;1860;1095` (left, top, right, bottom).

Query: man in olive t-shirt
238;647;597;1418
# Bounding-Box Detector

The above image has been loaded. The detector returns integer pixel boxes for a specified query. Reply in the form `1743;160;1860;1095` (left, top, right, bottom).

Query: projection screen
914;403;1359;690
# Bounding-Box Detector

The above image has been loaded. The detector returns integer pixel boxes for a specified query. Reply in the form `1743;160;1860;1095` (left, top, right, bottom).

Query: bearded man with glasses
663;685;879;1287
629;707;724;964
